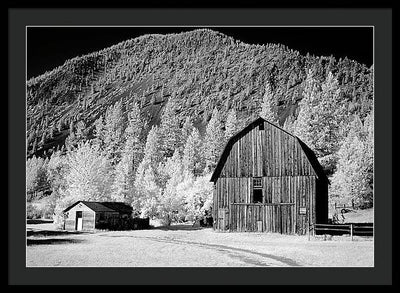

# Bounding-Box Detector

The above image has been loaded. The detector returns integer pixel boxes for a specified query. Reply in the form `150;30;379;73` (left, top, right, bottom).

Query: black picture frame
9;5;393;286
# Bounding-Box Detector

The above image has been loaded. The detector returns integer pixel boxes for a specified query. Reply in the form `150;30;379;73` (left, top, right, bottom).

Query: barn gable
210;117;328;183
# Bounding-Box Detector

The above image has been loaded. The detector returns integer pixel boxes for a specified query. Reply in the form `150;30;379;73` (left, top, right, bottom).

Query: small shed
210;117;329;235
62;201;148;231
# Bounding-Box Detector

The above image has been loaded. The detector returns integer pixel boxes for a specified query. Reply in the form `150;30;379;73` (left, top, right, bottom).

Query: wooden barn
62;201;148;231
210;117;329;235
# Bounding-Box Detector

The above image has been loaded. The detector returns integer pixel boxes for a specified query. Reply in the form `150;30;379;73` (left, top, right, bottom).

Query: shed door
76;211;83;231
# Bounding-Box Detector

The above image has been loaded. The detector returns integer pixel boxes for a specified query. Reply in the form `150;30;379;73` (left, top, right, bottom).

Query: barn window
253;177;263;203
259;123;264;131
253;177;262;188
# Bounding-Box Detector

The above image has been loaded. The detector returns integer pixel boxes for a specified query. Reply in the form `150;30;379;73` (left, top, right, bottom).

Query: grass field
26;221;374;267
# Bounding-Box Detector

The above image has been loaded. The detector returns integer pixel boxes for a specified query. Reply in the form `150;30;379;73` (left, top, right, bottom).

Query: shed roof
210;117;329;184
63;201;133;213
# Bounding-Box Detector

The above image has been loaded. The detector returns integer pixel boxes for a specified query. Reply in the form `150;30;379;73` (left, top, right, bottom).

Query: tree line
27;69;374;225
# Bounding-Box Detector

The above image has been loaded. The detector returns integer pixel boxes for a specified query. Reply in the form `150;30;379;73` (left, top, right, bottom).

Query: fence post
307;221;311;241
350;224;353;241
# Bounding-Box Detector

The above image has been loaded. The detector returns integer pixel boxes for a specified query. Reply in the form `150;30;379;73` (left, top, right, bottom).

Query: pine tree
329;114;373;208
182;127;204;176
102;101;127;164
180;116;194;151
224;108;238;141
26;156;49;200
159;98;181;158
204;107;225;173
259;81;279;124
111;103;145;203
294;71;346;159
133;164;161;218
133;125;163;209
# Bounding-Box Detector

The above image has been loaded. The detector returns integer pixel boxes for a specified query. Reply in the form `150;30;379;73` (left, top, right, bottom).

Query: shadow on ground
27;219;54;224
27;229;85;237
151;224;208;231
27;238;85;246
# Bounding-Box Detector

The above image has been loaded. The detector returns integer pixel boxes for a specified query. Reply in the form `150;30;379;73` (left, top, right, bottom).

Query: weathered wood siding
212;120;326;235
64;203;95;231
213;175;316;234
95;211;120;229
219;121;316;178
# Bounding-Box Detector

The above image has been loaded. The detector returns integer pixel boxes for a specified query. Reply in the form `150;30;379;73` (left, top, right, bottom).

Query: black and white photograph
25;25;375;268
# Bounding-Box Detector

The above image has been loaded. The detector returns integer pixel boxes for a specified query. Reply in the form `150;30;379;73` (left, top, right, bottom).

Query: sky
27;26;373;79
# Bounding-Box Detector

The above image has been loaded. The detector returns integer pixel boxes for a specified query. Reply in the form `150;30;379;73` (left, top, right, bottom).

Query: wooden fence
308;223;373;241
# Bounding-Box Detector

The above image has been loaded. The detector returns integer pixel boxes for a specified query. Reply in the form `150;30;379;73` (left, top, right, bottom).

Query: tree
157;151;186;225
26;156;49;201
56;141;113;216
204;107;225;173
133;126;163;215
259;81;279;124
329;114;373;209
159;98;181;158
111;103;145;203
294;71;347;163
224;108;238;141
46;150;69;217
179;116;194;151
182;127;204;176
93;101;126;164
183;172;214;223
133;163;161;218
142;125;163;172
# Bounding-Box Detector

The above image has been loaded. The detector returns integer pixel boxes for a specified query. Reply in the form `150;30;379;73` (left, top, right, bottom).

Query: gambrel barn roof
63;201;133;214
210;117;329;184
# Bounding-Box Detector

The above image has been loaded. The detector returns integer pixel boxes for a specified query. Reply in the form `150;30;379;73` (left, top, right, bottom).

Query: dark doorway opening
75;211;83;231
253;189;263;203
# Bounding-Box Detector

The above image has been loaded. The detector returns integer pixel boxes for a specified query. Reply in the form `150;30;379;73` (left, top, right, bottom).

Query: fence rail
308;223;373;241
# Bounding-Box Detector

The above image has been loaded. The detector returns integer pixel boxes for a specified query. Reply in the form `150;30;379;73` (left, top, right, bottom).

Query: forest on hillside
26;29;374;225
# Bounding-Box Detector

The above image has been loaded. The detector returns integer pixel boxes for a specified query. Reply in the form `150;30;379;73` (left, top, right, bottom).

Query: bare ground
26;222;374;267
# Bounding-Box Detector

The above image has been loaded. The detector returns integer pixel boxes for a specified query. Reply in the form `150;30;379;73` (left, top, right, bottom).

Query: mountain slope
26;28;373;158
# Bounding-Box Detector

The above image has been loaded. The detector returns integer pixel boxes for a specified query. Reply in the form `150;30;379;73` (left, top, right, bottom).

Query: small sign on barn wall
299;207;307;215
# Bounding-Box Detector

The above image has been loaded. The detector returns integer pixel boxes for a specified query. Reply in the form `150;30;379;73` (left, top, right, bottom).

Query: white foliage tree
179;116;194;152
55;141;113;217
134;164;161;218
204;107;225;173
329;113;374;208
133;126;163;216
294;71;347;158
182;127;204;176
26;156;48;199
224;108;238;141
157;151;186;225
111;103;145;203
183;172;214;223
159;98;181;158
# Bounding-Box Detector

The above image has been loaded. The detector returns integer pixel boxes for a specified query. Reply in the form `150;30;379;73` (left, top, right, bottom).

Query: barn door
76;211;83;231
218;208;229;231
